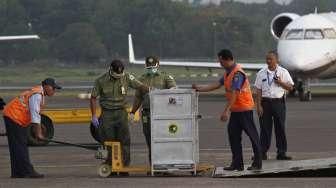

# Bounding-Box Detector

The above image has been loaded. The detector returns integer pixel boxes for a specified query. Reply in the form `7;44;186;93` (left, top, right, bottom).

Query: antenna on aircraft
128;34;135;63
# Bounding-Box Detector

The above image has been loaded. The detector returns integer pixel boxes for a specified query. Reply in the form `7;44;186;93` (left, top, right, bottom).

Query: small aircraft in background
129;11;336;101
0;34;40;109
0;35;39;41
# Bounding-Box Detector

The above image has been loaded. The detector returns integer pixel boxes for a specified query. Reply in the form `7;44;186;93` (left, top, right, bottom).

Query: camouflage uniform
92;72;143;166
134;71;176;162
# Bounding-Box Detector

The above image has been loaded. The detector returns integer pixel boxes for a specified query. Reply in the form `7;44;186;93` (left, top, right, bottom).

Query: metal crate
149;89;199;175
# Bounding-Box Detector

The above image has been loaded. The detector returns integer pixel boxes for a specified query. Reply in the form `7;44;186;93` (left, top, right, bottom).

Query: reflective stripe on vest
224;64;254;112
3;86;44;127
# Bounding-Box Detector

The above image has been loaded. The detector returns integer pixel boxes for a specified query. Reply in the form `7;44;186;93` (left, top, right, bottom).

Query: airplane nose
280;54;306;71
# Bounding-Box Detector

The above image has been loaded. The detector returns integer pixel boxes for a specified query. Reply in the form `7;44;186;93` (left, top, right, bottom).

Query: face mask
146;67;158;74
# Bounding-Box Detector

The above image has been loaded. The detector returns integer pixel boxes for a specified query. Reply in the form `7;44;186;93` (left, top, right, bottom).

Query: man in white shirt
254;51;294;160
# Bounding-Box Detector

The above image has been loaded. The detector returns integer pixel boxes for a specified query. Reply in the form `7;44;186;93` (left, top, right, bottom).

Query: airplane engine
271;13;300;39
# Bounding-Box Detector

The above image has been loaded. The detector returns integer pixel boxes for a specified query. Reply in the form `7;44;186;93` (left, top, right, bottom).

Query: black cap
42;78;62;89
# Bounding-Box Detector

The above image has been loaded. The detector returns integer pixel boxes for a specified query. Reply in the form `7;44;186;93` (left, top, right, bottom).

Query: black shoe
11;175;25;178
26;172;44;178
247;165;262;171
276;154;292;160
223;166;244;171
108;172;118;177
12;172;44;178
119;172;129;176
252;153;267;161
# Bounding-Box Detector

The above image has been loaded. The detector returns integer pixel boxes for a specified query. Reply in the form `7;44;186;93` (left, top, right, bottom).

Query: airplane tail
128;34;135;63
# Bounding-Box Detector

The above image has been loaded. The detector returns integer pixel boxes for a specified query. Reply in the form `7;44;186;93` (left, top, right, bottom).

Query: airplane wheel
27;114;54;146
98;163;112;178
306;91;312;101
299;91;312;101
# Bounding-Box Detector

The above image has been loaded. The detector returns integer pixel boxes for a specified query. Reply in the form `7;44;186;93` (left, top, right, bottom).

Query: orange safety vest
3;86;44;127
224;64;254;112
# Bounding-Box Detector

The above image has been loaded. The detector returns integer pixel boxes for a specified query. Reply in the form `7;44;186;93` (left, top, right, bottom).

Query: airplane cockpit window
323;28;336;39
285;29;304;40
304;29;324;40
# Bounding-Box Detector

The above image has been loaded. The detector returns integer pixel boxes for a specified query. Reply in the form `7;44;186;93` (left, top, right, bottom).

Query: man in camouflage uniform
130;56;176;163
90;59;148;175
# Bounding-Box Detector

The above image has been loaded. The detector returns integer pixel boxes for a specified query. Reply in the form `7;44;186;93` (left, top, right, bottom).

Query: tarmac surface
0;95;336;188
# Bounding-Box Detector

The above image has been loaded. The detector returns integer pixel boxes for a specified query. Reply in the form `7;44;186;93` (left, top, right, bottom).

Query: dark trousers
259;98;287;155
3;116;35;177
99;109;130;166
228;111;262;168
141;109;151;163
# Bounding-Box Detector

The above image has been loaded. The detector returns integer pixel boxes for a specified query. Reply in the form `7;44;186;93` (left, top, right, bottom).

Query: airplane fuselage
273;12;336;79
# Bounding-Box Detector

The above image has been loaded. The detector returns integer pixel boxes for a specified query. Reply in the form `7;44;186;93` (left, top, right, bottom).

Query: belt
102;107;125;111
262;97;284;102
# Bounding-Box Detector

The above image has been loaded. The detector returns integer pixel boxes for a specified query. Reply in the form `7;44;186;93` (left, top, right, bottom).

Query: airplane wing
128;34;265;71
0;35;40;41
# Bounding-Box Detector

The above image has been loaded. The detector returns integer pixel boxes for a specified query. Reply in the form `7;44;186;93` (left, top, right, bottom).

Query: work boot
276;154;292;160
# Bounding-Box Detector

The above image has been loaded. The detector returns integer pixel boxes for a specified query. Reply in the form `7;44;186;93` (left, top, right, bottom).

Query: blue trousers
228;111;262;168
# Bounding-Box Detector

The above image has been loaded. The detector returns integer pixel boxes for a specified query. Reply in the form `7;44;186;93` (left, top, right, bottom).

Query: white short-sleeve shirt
254;65;294;98
29;87;44;124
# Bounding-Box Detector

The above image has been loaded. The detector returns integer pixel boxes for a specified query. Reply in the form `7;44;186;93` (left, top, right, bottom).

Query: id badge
121;86;126;95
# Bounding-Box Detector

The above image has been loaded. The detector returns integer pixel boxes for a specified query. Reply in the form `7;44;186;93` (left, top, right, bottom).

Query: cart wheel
98;163;112;178
27;114;54;146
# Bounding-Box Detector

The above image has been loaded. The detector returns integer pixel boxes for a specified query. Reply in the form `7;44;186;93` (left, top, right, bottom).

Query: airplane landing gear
298;78;312;101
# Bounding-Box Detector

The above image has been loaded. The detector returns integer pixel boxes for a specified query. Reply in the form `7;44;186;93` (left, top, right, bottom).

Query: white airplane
0;35;39;41
128;34;265;70
128;11;336;101
271;11;336;101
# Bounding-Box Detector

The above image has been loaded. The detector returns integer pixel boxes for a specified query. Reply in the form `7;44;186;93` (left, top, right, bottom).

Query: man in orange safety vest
3;78;61;178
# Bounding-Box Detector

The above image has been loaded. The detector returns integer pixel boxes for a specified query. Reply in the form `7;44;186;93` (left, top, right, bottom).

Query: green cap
145;56;159;68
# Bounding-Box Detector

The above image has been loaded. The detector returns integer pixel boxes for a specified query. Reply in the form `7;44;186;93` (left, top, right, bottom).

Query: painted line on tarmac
36;164;96;168
0;164;97;169
200;148;252;151
131;148;252;152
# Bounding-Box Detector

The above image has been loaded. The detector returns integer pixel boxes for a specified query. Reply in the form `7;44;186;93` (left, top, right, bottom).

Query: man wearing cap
130;56;176;164
90;59;148;176
2;78;61;178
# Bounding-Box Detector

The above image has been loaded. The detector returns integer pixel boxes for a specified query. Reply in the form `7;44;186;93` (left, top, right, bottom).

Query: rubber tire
98;163;111;178
27;114;54;146
90;116;103;143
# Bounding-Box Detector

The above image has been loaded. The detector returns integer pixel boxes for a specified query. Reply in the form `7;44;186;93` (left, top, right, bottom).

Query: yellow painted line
41;107;140;124
36;164;96;168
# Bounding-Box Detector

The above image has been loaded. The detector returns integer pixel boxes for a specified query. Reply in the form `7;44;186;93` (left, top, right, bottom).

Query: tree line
0;0;335;65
